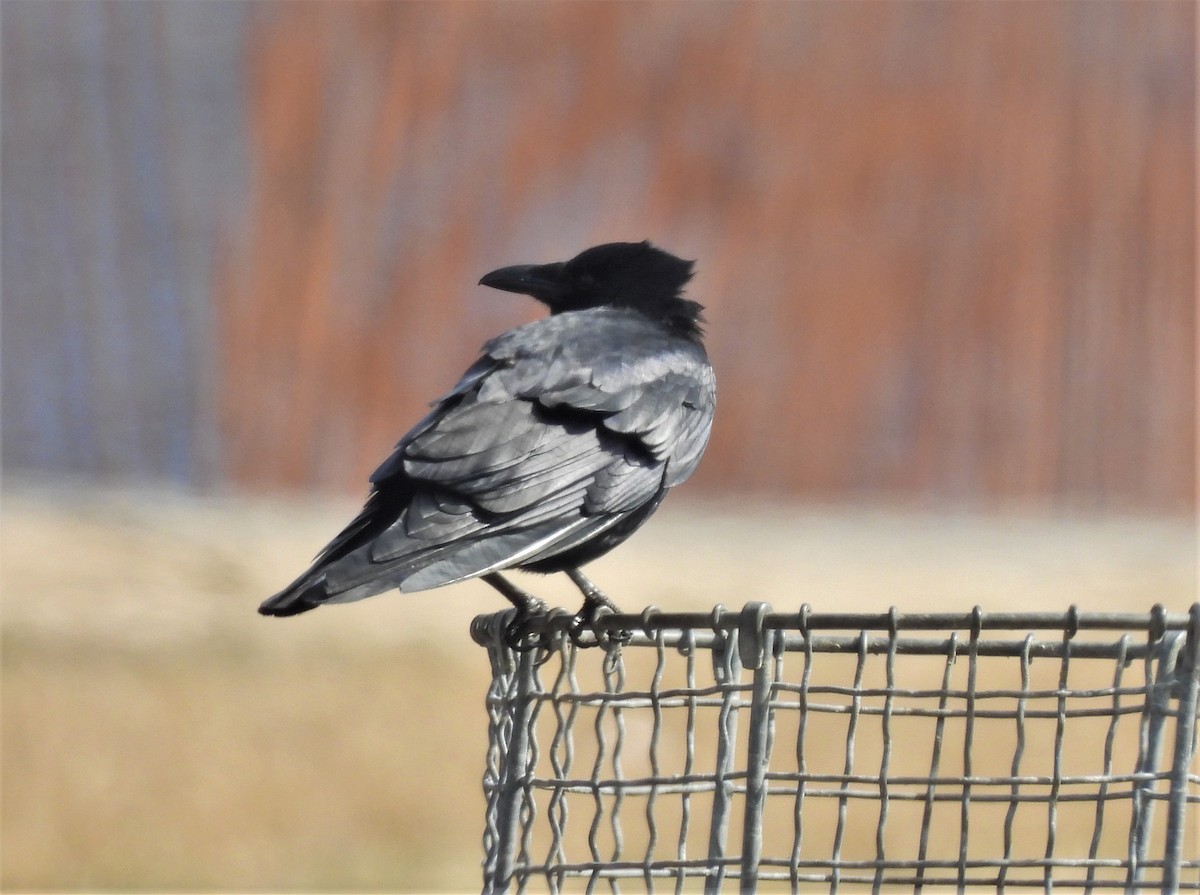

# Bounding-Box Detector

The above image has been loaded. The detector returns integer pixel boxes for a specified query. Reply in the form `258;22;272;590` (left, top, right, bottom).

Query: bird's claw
503;602;554;654
568;602;632;650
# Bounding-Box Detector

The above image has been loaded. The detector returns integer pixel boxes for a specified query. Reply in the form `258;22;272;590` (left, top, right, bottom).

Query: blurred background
2;1;1195;891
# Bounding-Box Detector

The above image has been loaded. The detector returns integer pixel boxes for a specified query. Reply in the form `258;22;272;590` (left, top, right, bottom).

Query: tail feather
258;576;326;616
258;534;468;616
259;518;586;616
260;481;413;617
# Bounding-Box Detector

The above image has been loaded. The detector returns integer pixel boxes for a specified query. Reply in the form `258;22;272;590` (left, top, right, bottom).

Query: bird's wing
502;309;716;493
426;308;715;506
269;310;715;603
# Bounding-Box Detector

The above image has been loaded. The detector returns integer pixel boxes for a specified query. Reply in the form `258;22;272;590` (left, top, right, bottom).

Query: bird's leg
483;572;549;614
483;573;552;652
564;568;631;648
565;568;620;613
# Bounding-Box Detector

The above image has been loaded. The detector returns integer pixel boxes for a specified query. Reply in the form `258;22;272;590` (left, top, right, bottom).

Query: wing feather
265;307;715;609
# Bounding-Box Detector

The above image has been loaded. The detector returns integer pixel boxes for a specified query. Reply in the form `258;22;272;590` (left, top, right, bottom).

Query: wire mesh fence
472;602;1200;893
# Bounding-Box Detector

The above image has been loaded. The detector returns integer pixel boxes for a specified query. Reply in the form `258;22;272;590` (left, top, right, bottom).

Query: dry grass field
2;482;1195;891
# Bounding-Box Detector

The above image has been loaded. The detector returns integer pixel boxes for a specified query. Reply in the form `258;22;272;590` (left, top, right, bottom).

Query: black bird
259;241;715;632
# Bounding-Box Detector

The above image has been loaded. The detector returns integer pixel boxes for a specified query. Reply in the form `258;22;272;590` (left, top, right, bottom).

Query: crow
259;241;715;637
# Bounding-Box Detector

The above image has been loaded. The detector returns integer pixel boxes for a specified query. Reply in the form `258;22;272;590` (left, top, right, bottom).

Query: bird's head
479;241;704;340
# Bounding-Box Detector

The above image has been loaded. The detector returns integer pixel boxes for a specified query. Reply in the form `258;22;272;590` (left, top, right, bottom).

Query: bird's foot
568;597;632;649
504;601;557;654
565;571;632;649
484;573;556;653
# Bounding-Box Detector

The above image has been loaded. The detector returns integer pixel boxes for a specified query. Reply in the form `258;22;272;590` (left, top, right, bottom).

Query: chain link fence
472;603;1200;893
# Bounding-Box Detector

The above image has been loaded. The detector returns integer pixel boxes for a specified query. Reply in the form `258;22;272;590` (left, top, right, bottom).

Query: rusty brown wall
217;2;1194;510
5;2;1192;509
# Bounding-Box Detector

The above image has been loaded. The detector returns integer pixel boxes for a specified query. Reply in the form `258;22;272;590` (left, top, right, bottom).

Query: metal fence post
1130;611;1186;890
1162;604;1200;893
705;607;742;894
739;602;776;890
483;616;541;895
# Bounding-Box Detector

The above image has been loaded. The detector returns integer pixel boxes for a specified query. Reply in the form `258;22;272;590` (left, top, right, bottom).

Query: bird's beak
479;262;567;306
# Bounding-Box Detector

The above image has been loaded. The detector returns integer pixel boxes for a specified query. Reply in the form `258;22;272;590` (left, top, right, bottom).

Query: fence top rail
472;602;1200;651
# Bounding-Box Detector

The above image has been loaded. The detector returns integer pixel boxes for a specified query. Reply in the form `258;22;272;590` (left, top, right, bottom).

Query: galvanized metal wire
473;603;1200;893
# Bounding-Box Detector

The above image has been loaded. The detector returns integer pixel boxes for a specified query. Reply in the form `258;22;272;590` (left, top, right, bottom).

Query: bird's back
259;306;714;616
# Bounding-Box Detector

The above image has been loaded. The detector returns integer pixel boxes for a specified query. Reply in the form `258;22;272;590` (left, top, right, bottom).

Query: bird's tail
258;575;327;616
259;485;412;617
